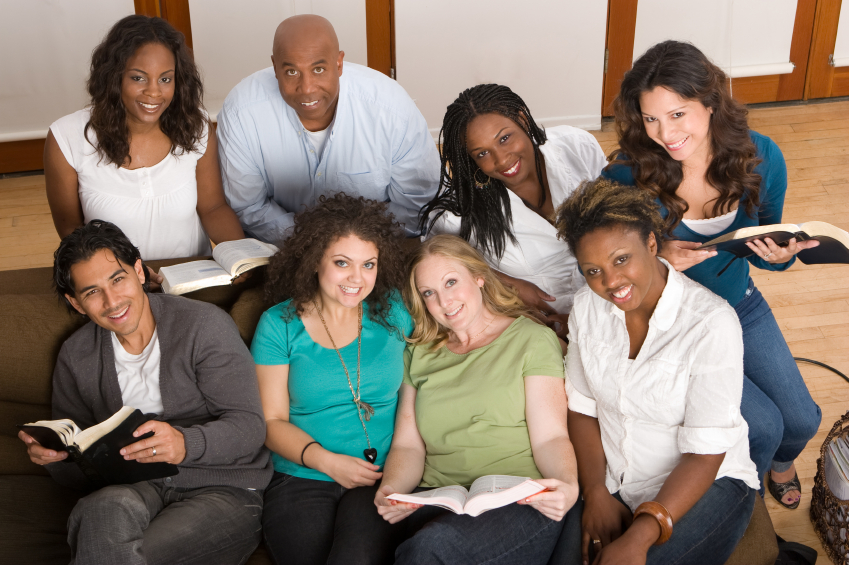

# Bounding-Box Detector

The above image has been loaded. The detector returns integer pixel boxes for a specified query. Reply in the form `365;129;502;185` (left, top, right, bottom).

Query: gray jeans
68;480;263;565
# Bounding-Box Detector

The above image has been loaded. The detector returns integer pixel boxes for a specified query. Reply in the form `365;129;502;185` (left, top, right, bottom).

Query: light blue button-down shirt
217;63;440;243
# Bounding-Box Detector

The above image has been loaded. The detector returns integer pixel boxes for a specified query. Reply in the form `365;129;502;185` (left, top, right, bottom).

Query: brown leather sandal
768;471;802;509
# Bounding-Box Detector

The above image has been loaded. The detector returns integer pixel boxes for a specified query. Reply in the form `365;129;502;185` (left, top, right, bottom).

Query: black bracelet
300;441;321;468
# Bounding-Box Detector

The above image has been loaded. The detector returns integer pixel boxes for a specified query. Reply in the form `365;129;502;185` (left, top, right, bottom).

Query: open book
160;238;278;295
18;406;179;486
387;475;545;517
698;221;849;265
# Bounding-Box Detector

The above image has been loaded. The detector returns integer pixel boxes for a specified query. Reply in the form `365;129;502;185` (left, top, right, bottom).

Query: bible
159;238;279;295
698;221;849;265
387;475;546;517
18;406;179;486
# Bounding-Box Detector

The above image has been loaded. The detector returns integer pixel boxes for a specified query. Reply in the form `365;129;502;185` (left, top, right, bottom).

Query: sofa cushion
0;294;87;406
228;286;269;346
0;475;82;565
724;494;778;565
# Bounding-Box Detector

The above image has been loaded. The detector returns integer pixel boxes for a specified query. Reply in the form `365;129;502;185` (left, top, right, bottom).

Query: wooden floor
2;99;848;560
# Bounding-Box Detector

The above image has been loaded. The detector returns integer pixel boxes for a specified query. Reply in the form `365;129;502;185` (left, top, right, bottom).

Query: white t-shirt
427;125;608;314
565;259;760;512
682;207;738;236
112;327;164;416
49;108;212;260
304;126;331;159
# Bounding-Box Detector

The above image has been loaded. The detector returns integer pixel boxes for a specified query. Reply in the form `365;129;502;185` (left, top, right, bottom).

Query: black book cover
19;409;179;486
702;230;849;265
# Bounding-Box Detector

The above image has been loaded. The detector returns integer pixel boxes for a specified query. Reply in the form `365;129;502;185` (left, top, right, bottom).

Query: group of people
18;10;823;565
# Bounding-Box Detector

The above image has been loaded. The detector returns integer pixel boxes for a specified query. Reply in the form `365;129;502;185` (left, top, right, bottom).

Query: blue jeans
735;279;821;484
394;489;581;565
613;477;755;565
67;481;263;565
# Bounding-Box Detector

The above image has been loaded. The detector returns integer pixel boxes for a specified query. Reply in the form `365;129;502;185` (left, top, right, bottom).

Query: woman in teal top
601;40;821;510
251;194;412;565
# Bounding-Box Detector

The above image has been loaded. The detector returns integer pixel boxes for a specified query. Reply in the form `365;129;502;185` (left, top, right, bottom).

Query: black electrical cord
794;357;849;384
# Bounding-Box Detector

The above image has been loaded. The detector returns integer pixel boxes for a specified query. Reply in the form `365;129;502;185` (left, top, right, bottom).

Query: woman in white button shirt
45;15;244;263
555;178;759;565
421;84;607;344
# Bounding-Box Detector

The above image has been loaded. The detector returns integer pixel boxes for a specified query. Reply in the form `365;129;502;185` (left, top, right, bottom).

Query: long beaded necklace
313;300;377;463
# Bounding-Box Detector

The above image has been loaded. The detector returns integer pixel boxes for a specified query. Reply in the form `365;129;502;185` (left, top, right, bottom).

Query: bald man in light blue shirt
217;15;440;243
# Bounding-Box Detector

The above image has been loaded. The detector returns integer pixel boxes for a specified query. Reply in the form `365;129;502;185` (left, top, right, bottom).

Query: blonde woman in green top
374;235;581;565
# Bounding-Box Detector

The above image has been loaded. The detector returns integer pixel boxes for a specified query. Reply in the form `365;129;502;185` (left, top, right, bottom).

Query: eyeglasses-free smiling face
315;235;378;310
414;254;486;334
639;86;713;166
65;249;149;337
465;112;537;190
575;225;666;314
121;42;176;128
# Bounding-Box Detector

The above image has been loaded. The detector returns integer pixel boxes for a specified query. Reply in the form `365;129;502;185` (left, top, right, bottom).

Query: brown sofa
0;261;778;565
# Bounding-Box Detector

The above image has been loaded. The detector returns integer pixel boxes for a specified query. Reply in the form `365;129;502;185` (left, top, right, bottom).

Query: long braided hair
420;84;548;260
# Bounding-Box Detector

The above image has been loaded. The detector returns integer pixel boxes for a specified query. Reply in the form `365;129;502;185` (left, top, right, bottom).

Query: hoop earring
474;168;491;190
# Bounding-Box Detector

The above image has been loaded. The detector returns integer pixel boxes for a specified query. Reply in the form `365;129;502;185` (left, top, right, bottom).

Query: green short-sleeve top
251;295;413;481
404;316;564;488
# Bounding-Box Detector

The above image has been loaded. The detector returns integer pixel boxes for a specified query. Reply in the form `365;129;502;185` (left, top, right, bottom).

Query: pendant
356;399;375;421
363;448;377;463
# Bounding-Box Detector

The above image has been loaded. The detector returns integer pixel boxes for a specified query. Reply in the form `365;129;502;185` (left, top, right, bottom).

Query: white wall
833;0;849;68
0;0;135;142
189;0;368;120
633;0;798;78
395;1;608;137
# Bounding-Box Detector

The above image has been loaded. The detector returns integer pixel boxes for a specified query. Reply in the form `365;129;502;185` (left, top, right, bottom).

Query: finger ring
593;540;601;544
764;252;772;259
151;447;157;456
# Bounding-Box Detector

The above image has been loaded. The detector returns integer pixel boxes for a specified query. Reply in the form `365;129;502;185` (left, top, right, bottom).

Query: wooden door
601;0;818;116
366;0;395;78
806;0;849;98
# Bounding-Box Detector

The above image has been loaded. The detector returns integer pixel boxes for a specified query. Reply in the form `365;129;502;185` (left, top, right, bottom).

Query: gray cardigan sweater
46;293;272;491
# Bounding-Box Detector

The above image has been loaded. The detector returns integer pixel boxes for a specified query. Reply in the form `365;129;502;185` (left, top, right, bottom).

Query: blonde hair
404;235;540;349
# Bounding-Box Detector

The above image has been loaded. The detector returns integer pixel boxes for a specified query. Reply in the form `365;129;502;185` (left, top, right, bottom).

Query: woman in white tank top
44;15;244;261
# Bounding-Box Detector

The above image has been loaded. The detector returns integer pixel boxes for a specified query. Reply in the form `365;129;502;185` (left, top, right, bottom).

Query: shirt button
317;172;322;177
165;477;172;483
310;149;314;153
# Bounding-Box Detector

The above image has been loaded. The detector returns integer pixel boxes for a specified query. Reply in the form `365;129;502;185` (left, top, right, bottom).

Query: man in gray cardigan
17;220;272;565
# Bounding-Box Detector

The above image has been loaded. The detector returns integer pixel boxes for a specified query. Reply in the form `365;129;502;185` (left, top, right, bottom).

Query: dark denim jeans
394;489;582;565
735;279;821;484
67;481;263;565
262;472;402;565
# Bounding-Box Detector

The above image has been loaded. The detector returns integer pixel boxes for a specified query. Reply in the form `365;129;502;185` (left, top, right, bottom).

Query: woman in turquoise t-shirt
251;194;413;565
602;40;821;510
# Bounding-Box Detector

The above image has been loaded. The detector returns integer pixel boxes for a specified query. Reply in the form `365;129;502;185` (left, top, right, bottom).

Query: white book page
24;419;81;445
75;406;137;452
159;261;232;294
387;485;470;514
212;239;278;275
464;476;546;517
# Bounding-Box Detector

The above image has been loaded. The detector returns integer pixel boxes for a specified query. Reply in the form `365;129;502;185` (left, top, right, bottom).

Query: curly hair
555;178;665;257
54;220;147;313
264;193;407;332
610;40;761;235
405;235;541;350
419;84;548;260
85;14;206;167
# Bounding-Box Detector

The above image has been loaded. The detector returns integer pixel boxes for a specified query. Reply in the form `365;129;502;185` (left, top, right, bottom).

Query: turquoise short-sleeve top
251;295;413;481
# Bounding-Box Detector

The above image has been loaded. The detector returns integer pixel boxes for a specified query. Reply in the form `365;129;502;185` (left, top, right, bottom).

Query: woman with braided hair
421;84;606;343
557;177;759;565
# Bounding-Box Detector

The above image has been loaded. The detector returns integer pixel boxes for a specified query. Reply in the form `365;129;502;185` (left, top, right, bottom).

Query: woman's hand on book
120;421;186;464
317;452;382;489
746;236;820;264
580;484;633;565
658;240;717;271
18;430;68;465
518;477;579;521
374;484;423;524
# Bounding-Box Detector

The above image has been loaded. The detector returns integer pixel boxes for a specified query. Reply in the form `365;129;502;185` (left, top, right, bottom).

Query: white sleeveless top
50;109;212;260
681;208;738;236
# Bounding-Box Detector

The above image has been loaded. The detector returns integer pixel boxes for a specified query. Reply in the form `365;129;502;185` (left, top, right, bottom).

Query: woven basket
811;410;849;565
